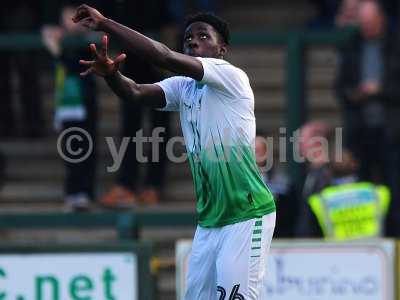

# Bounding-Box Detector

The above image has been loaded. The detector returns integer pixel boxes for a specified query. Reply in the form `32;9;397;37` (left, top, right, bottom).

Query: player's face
183;22;227;58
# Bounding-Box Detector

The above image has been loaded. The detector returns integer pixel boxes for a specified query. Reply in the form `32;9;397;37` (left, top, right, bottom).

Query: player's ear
219;44;227;58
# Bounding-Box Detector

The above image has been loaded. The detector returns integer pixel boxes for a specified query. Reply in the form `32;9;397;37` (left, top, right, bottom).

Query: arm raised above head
73;4;204;80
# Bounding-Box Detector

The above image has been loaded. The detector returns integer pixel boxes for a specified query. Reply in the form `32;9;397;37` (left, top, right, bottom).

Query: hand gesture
72;4;105;31
79;35;126;77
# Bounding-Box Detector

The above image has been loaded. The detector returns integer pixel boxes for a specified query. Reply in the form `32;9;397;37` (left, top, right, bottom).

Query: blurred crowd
263;0;400;239
1;0;400;240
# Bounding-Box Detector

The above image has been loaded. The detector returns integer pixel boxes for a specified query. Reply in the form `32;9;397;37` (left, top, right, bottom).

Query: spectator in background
42;4;98;211
255;136;298;237
96;0;178;208
298;121;332;201
308;149;390;240
335;0;397;30
381;9;400;237
0;1;45;138
295;120;332;237
335;0;388;183
335;0;360;28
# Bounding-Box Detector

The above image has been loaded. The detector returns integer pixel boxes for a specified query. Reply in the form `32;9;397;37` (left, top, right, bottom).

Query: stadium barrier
0;212;139;240
176;239;398;300
0;241;155;299
0;211;197;240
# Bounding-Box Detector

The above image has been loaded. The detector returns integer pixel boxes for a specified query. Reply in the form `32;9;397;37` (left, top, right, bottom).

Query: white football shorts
184;212;276;300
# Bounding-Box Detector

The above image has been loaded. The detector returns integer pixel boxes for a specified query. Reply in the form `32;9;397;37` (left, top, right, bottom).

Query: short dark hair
185;12;230;45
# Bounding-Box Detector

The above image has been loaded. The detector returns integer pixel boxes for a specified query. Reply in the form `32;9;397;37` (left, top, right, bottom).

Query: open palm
79;35;126;77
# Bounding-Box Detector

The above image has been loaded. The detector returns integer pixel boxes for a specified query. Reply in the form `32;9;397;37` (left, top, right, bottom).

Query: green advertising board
0;242;154;300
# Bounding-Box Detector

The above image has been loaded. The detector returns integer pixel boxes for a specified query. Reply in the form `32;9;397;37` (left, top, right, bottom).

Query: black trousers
343;106;387;183
382;108;400;237
61;120;96;199
115;56;170;191
116;100;170;191
344;105;400;237
60;85;97;199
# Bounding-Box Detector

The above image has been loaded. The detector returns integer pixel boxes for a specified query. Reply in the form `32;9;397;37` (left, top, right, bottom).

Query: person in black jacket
335;0;388;183
295;121;332;237
381;20;400;237
335;0;400;237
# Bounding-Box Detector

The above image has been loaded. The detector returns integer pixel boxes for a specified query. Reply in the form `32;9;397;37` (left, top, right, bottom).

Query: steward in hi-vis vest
307;148;391;241
309;182;390;240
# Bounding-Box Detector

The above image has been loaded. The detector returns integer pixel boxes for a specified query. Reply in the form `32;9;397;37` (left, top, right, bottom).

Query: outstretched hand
79;35;126;77
72;4;105;31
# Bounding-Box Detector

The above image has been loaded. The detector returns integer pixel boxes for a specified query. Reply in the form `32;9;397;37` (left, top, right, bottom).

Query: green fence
0;211;197;240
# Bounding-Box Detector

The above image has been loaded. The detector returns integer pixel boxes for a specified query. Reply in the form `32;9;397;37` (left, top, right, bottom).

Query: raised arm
73;4;203;80
80;35;165;109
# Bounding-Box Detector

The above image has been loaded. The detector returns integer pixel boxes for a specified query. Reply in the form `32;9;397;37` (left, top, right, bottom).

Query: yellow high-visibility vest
308;182;390;241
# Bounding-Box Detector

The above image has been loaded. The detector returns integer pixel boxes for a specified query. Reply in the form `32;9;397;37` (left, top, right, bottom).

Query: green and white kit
156;57;276;299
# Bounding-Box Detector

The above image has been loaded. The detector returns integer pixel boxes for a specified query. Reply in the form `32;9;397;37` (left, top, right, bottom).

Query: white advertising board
176;240;396;300
0;252;137;300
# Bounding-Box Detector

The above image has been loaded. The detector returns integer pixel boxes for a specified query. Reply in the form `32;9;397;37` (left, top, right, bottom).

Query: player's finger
80;67;94;77
113;53;126;64
89;43;98;58
113;53;127;70
79;59;95;66
100;35;108;57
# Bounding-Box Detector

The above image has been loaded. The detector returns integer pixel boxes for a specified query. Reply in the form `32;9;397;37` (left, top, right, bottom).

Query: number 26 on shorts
217;284;244;300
